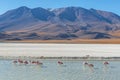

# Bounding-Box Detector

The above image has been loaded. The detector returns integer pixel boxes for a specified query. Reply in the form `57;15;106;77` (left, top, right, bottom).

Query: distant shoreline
0;56;120;61
1;39;120;44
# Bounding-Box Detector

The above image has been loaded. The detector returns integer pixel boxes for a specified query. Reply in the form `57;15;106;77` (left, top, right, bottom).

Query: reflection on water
103;65;109;72
0;60;119;80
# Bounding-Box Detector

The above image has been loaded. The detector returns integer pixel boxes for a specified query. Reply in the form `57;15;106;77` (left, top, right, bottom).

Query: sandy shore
1;39;120;44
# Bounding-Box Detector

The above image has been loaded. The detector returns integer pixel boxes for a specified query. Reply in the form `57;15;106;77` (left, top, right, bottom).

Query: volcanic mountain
0;6;120;40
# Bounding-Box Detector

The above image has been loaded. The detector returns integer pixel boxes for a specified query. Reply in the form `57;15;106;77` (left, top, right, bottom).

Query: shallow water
0;43;120;79
0;60;119;80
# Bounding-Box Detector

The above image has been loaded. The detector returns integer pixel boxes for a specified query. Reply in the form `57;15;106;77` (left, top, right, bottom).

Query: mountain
0;6;120;40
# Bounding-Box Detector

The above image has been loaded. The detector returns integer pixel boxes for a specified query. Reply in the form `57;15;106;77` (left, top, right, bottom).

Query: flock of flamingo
83;61;109;67
13;59;109;67
13;60;64;65
13;59;43;65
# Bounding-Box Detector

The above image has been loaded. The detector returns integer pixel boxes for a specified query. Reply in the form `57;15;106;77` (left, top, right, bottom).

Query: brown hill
0;6;120;40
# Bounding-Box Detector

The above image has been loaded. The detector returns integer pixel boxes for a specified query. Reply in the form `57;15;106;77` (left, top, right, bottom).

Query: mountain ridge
0;6;120;40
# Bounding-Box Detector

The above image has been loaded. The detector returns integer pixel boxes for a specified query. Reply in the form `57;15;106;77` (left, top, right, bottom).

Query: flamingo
58;61;63;64
18;59;23;63
104;61;109;65
88;64;94;67
83;62;88;65
24;61;28;65
36;61;43;65
32;61;36;64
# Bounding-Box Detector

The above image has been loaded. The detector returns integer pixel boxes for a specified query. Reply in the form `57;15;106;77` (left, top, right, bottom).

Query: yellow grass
2;39;120;44
109;30;120;37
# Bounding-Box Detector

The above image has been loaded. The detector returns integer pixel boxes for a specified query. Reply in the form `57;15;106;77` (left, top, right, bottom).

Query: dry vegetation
2;39;120;44
109;30;120;37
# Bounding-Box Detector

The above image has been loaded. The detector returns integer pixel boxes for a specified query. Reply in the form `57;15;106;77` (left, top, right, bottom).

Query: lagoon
0;43;120;80
0;60;120;80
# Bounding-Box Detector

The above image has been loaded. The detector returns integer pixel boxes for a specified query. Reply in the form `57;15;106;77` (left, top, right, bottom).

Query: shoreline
0;56;120;61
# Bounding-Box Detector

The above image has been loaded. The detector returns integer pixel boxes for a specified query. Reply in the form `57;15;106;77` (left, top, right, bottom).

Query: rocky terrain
0;6;120;40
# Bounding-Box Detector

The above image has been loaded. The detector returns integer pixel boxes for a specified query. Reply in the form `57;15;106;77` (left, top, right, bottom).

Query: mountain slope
0;6;120;40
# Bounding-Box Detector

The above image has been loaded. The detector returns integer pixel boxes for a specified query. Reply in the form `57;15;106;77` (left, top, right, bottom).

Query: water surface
0;60;119;80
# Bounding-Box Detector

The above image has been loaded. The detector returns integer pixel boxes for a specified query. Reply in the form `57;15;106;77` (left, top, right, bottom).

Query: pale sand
0;43;120;57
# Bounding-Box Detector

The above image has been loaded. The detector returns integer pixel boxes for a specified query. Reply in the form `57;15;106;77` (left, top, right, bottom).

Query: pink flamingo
104;61;109;65
58;61;63;64
32;61;36;64
36;61;43;65
83;62;88;65
88;64;94;67
18;59;23;63
24;61;28;64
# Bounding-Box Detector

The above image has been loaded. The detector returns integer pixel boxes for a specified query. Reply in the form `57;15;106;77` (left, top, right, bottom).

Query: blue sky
0;0;120;15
